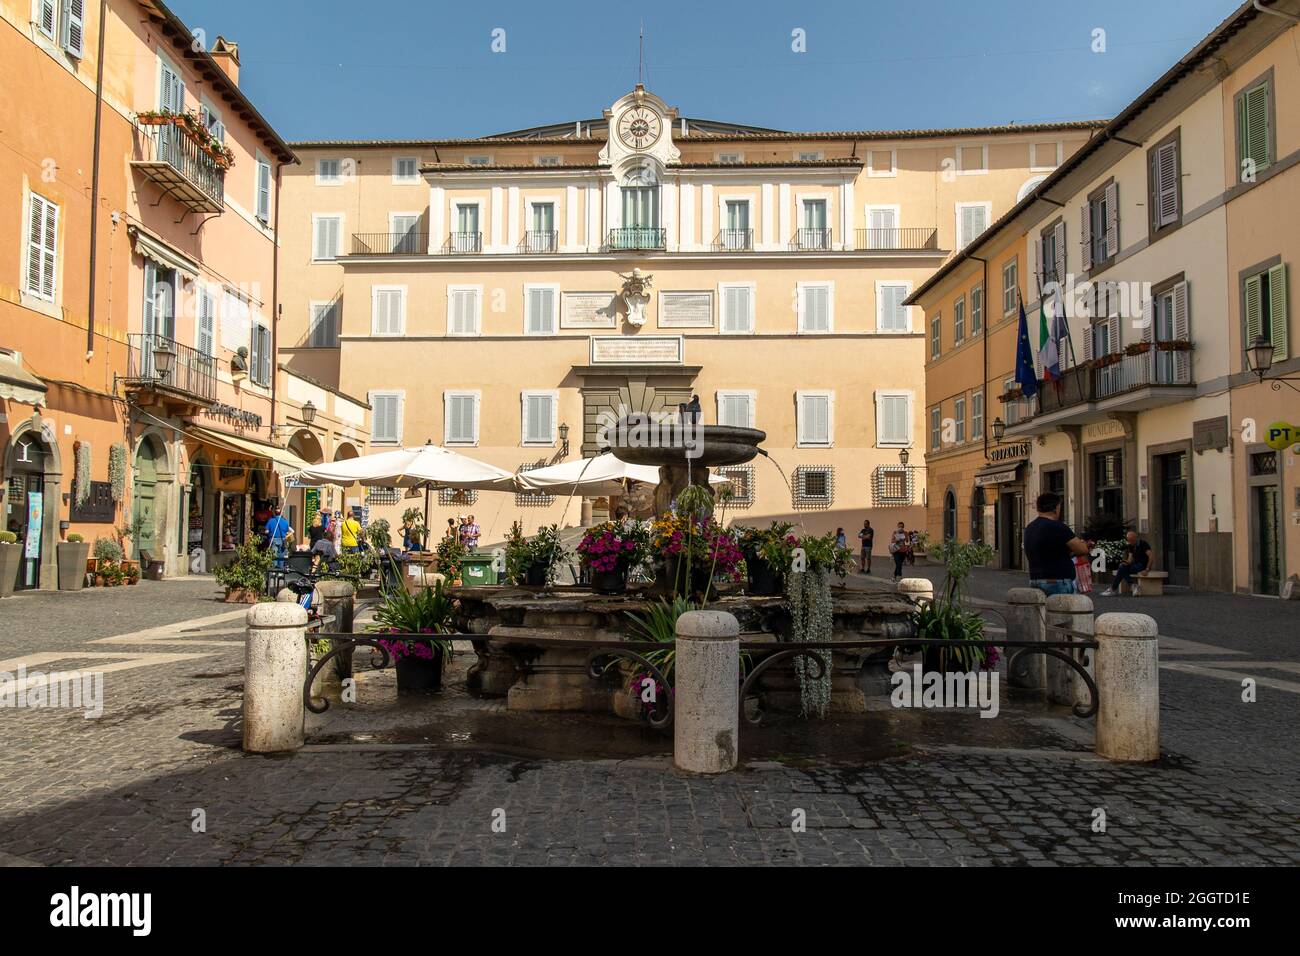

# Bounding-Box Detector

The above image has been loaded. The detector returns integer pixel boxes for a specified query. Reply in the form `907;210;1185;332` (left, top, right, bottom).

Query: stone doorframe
1244;441;1285;596
1147;438;1195;588
131;425;178;576
4;413;62;590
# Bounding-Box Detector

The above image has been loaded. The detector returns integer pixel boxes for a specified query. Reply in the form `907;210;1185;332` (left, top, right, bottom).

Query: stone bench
1120;570;1168;596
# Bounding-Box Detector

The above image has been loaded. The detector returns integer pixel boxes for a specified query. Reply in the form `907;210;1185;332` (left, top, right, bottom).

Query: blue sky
168;0;1241;141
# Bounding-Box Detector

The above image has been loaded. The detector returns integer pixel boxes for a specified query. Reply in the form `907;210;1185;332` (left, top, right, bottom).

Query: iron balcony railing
1038;363;1094;416
124;333;217;403
135;122;225;211
713;228;754;252
446;231;483;254
519;231;558;253
1097;346;1194;399
350;232;428;255
790;228;832;251
608;227;666;251
853;227;939;251
1001;395;1038;427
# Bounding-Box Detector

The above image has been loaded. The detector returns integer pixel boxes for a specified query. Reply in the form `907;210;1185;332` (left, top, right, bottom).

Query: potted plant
504;522;568;587
576;520;651;594
905;537;999;679
0;530;20;598
1155;338;1192;352
1124;341;1152;356
735;521;798;596
371;580;456;692
57;533;90;591
650;511;743;602
213;534;273;602
90;536;123;574
365;517;392;553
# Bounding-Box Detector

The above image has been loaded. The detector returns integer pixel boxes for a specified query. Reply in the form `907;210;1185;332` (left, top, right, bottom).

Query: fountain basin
607;421;766;468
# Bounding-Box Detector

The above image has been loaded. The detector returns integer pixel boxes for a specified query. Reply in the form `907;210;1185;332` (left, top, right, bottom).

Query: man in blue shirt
264;505;293;567
1023;493;1089;596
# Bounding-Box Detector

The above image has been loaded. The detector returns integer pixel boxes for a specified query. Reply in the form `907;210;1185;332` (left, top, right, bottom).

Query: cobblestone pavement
0;575;1296;866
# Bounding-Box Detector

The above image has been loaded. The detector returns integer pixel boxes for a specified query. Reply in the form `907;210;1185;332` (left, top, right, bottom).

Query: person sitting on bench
1102;530;1152;596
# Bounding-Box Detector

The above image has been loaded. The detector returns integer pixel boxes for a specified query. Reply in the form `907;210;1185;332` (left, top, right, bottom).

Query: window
1037;219;1065;289
719;283;754;333
24;193;58;301
393;156;420;183
796;391;833;447
872;466;913;506
867;149;895;177
255;157;271;222
1235;72;1274;181
390;213;422;254
453;203;481;252
797;151;824;162
521;391;557;445
877;282;910;332
465;155;491;166
524;284;558;335
953;295;966;344
722;199;750;249
1031;141;1061;171
316;158;342;185
445;391;480;445
312;215;342;260
1148;130;1181;235
196;286;215;357
448;285;482;335
1081;181;1118;271
972;390;984;440
250;323;271;386
371;285;405;336
875;391;911;447
200;103;225;143
529;202;556;250
954;396;966;444
930;315;941;359
1092;450;1124;519
159;56;184;113
714;465;755;507
58;0;85;57
956;202;990;249
536;155;561;167
308;300;340;348
1244;263;1290;364
797;282;833;333
36;0;55;39
930;406;941;451
220;288;248;351
621;186;659;228
716;391;755;429
864;205;899;249
793;466;835;508
370;391;403;444
366;488;400;507
957;144;987;174
1149;282;1191;384
1002;257;1019;315
971;284;983;335
800;199;829;248
715;152;743;164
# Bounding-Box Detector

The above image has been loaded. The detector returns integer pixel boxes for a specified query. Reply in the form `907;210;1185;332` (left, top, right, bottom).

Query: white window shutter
1082;322;1094;363
1053;221;1067;284
1079;204;1093;272
257;161;271;220
198;289;215;356
1104;182;1119;259
1107;314;1120;354
38;0;56;37
723;286;751;332
1172;281;1190;381
1157;143;1179;227
61;0;84;56
1268;264;1288;361
1141;293;1154;344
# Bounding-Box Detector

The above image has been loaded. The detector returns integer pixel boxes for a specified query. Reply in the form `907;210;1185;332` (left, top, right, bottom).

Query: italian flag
1038;299;1059;383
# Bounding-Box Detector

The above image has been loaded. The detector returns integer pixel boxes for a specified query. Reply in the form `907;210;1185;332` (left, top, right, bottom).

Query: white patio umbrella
504;452;729;498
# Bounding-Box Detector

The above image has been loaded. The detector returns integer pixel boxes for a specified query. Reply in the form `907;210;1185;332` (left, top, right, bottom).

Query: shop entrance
5;432;50;590
1155;451;1190;587
133;436;163;560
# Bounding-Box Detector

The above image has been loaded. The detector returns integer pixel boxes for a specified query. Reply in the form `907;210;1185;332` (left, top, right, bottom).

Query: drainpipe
269;160;284;447
968;255;991;461
86;0;109;358
1253;1;1300;23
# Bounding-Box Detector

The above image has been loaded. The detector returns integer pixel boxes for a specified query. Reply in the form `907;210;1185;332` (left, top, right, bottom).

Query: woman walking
889;522;910;580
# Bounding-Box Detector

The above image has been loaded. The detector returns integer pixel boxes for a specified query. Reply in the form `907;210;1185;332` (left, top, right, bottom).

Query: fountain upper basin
607;420;766;468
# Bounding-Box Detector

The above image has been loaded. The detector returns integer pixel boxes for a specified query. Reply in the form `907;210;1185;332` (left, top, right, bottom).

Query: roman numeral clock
617;105;662;150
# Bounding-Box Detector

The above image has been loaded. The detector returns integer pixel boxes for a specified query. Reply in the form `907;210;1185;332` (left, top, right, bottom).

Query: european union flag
1014;298;1039;398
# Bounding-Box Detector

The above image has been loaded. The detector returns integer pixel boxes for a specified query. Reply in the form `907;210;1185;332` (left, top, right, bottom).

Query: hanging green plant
74;441;92;507
108;443;128;501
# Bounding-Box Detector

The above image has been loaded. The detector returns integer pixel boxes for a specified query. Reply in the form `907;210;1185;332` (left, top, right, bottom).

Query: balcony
790;228;832;251
131;121;225;214
122;334;216;412
713;229;754;252
519;231;558;254
853;227;939;252
445;232;483;254
350;232;428;255
608;227;666;251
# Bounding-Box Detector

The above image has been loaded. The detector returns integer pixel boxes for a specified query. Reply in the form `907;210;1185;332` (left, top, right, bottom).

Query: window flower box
1155;339;1192;352
1124;341;1152;356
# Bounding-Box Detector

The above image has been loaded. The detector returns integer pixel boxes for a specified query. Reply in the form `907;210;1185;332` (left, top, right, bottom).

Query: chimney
210;35;240;85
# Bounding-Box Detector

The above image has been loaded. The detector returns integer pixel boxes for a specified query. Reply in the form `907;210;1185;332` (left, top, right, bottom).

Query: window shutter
1244;274;1263;363
257;161;271;220
1104;182;1119;258
1141;292;1154;344
1171;281;1190;381
1053;221;1067;285
1031;236;1041;292
38;0;56;36
1079;204;1093;272
448;395;476;443
525;394;552;442
1244;84;1270;173
374;289;401;334
314;218;330;259
526;288;554;334
1156;143;1179;227
1107;314;1120;355
971;287;983;334
1082;322;1094;363
1268;264;1288;361
61;0;84;56
803;285;828;331
723;286;751;332
451;289;478;334
198;289;214;356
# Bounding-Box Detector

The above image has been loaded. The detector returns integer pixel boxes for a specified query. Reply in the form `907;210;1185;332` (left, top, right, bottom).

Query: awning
0;352;47;406
973;461;1024;487
187;426;313;473
129;226;200;280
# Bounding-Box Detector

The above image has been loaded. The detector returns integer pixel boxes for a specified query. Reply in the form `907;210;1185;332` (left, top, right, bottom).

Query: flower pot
664;556;715;602
524;564;549;587
57;541;91;591
745;557;785;596
224;588;258;604
590;562;629;595
395;647;445;692
0;544;21;598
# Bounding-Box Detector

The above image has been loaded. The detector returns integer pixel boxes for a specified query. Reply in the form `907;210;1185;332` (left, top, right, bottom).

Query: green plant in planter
504;522;568;585
797;531;855;577
321;549;374;587
0;531;17;545
66;533;84;543
365;518;391;552
436;534;468;581
735;521;797;569
213;534;273;596
369;579;456;661
904;536;998;671
93;537;124;562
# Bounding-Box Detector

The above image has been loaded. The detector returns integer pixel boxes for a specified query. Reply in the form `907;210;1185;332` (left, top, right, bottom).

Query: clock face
617;106;662;150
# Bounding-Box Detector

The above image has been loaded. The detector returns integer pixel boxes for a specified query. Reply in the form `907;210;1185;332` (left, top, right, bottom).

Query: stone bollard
1094;613;1160;762
1006;588;1046;691
1045;594;1094;708
897;578;933;604
244;602;309;754
316;580;356;683
673;610;740;774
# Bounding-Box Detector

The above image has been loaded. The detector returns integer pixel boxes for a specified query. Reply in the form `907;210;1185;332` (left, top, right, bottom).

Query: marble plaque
589;335;684;365
562;291;619;329
659;291;713;328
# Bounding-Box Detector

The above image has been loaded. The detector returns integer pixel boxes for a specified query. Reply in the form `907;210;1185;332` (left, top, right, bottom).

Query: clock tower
598;85;680;180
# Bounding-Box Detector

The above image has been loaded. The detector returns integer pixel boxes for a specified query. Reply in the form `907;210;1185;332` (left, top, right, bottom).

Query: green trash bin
459;554;499;586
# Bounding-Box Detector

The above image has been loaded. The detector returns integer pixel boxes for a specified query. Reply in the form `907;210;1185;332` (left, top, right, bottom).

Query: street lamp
300;400;318;426
558;422;570;456
1247;336;1300;393
152;341;176;379
992;417;1007;442
898;447;910;467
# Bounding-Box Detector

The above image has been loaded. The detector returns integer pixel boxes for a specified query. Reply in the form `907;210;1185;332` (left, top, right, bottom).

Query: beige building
278;86;1100;545
910;0;1300;595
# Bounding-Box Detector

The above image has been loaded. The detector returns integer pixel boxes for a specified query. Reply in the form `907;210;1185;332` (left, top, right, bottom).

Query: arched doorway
970;486;985;543
5;429;53;589
943;488;958;541
133;436;165;560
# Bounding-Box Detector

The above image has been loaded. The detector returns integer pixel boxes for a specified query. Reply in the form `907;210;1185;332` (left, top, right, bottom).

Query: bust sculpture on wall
619;268;653;328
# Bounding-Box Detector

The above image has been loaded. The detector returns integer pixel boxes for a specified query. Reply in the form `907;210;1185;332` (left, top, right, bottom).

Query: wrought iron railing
608;227;666;251
1097;347;1194;399
854;227;939;251
790;227;832;251
1002;395;1038;426
713;229;754;251
1038;364;1094;415
141;122;225;208
350;232;428;255
519;230;558;253
446;231;483;254
124;333;217;403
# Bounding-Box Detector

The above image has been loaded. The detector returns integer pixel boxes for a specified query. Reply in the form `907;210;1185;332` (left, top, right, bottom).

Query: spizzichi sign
1264;421;1299;451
